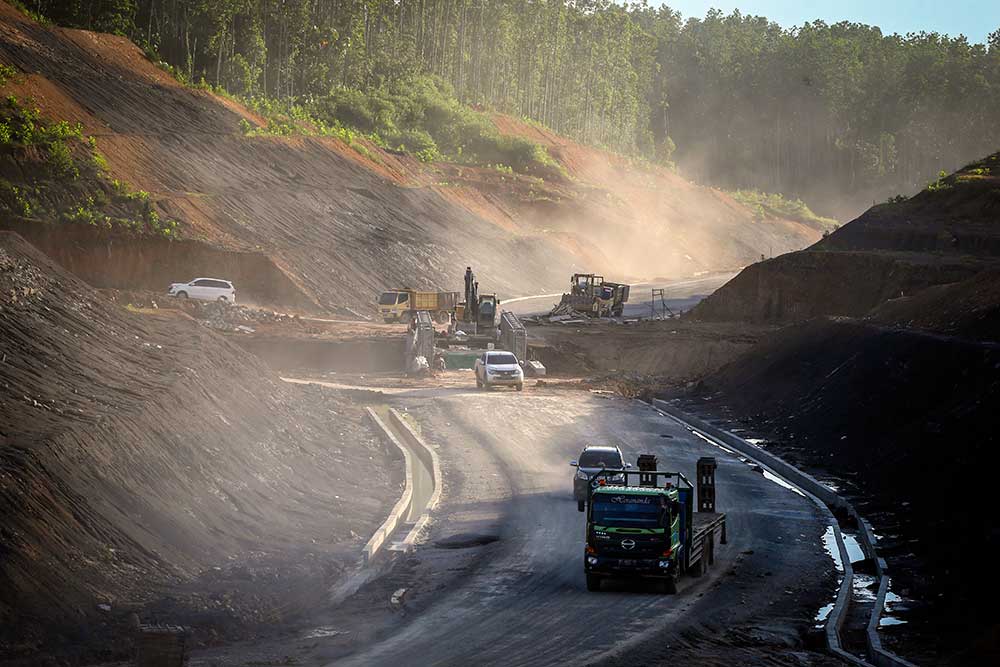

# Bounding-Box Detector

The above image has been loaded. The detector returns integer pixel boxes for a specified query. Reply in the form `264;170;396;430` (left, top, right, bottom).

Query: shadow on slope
0;232;398;662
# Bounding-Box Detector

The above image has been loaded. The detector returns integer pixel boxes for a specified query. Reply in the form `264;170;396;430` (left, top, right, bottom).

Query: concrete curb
650;400;886;667
388;408;442;548
363;407;414;564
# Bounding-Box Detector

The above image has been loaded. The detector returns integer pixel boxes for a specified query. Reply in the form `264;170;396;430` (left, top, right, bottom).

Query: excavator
455;266;499;337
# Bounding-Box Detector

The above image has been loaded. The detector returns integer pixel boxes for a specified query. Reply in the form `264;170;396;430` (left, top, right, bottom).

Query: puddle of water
302;626;344;639
879;616;907;627
815;603;834;623
852;573;878;602
842;533;866;563
821;525;845;573
762;469;806;497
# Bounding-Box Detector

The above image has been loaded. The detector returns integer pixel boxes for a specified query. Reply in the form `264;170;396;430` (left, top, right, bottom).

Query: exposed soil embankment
0;219;320;311
686;317;1000;664
0;232;399;663
691;250;988;323
527;320;773;381
691;153;1000;324
0;2;824;316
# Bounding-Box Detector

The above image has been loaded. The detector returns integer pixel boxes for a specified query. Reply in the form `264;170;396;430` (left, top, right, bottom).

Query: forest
21;0;1000;218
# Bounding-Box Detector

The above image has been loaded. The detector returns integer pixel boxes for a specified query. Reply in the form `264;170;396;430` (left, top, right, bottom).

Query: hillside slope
678;153;1000;665
0;2;821;314
0;231;397;662
691;153;1000;323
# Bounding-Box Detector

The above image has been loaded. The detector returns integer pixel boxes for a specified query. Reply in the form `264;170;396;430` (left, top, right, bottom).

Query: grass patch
0;96;179;238
730;189;838;231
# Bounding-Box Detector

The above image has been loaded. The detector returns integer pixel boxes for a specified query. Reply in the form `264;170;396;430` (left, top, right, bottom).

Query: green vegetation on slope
730;190;839;232
19;1;1000;217
0;87;178;237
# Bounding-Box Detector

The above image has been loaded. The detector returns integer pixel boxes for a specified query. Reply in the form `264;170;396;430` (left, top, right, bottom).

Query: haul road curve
253;386;839;667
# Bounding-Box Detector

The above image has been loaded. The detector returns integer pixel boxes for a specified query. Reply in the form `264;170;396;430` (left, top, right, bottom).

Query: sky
663;1;1000;44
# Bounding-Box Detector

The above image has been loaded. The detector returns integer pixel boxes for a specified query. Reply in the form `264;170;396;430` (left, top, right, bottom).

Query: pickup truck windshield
487;353;517;365
591;495;666;527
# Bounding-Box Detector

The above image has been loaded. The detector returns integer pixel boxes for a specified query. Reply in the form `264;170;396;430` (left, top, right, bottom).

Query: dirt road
202;383;839;666
504;273;736;318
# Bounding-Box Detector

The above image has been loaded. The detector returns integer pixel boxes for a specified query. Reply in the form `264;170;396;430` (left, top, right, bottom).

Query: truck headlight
587;556;598;565
576;469;589;480
658;560;669;568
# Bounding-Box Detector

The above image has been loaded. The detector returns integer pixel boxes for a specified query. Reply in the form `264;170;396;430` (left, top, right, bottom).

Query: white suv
167;278;236;303
475;351;524;391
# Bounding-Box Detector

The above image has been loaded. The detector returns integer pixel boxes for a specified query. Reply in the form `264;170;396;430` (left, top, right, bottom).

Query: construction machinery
455;266;499;337
377;289;459;324
551;273;630;318
582;454;725;593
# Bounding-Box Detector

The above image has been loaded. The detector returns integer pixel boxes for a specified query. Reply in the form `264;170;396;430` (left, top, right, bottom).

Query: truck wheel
435;310;450;324
586;574;602;592
577;500;585;512
516;383;523;392
664;574;678;594
383;317;395;324
176;291;188;299
476;378;482;388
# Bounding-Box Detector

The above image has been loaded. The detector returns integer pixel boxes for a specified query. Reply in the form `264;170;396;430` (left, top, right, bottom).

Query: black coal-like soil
680;316;1000;665
0;232;401;663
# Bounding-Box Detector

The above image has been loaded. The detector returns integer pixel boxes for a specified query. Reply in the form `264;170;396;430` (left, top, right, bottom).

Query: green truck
583;456;726;593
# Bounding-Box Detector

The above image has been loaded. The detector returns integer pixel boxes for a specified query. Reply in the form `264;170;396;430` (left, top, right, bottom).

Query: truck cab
585;485;681;592
378;290;409;322
583;462;726;594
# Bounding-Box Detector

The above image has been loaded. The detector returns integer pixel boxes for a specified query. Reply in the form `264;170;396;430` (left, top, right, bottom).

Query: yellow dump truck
377;289;459;323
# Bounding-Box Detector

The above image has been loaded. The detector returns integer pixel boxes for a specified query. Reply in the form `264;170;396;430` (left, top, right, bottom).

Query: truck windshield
591;494;666;527
379;292;400;305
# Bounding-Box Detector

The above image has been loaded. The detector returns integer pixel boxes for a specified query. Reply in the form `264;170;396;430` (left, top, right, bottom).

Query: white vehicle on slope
167;278;236;303
474;351;524;391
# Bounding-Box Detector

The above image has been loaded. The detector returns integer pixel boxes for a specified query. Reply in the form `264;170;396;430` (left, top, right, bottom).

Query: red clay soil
0;231;400;663
0;2;822;315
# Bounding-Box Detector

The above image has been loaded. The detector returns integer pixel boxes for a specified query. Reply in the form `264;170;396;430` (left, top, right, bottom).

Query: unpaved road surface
504;273;736;318
197;383;839;666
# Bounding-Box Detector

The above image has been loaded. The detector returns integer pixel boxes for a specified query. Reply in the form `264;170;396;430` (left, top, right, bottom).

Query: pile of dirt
867;268;1000;340
0;232;399;663
691;152;1000;324
527;319;774;381
0;2;823;316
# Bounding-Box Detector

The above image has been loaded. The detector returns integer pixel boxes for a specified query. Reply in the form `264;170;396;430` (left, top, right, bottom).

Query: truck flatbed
689;511;726;575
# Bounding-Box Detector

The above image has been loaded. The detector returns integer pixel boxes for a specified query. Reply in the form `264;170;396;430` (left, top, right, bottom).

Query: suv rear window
579;449;623;468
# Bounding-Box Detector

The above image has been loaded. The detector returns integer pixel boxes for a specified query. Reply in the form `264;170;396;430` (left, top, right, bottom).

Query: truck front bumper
584;555;675;578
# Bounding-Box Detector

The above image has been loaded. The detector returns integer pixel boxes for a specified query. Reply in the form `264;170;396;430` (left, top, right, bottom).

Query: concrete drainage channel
650;399;917;667
363;406;442;562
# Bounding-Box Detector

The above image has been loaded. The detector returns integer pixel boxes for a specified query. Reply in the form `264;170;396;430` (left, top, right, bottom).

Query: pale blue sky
664;1;999;44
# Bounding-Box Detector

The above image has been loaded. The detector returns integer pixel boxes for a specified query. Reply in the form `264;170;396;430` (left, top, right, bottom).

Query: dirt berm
0;2;822;314
685;313;1000;665
0;232;399;664
672;154;1000;664
691;153;1000;324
